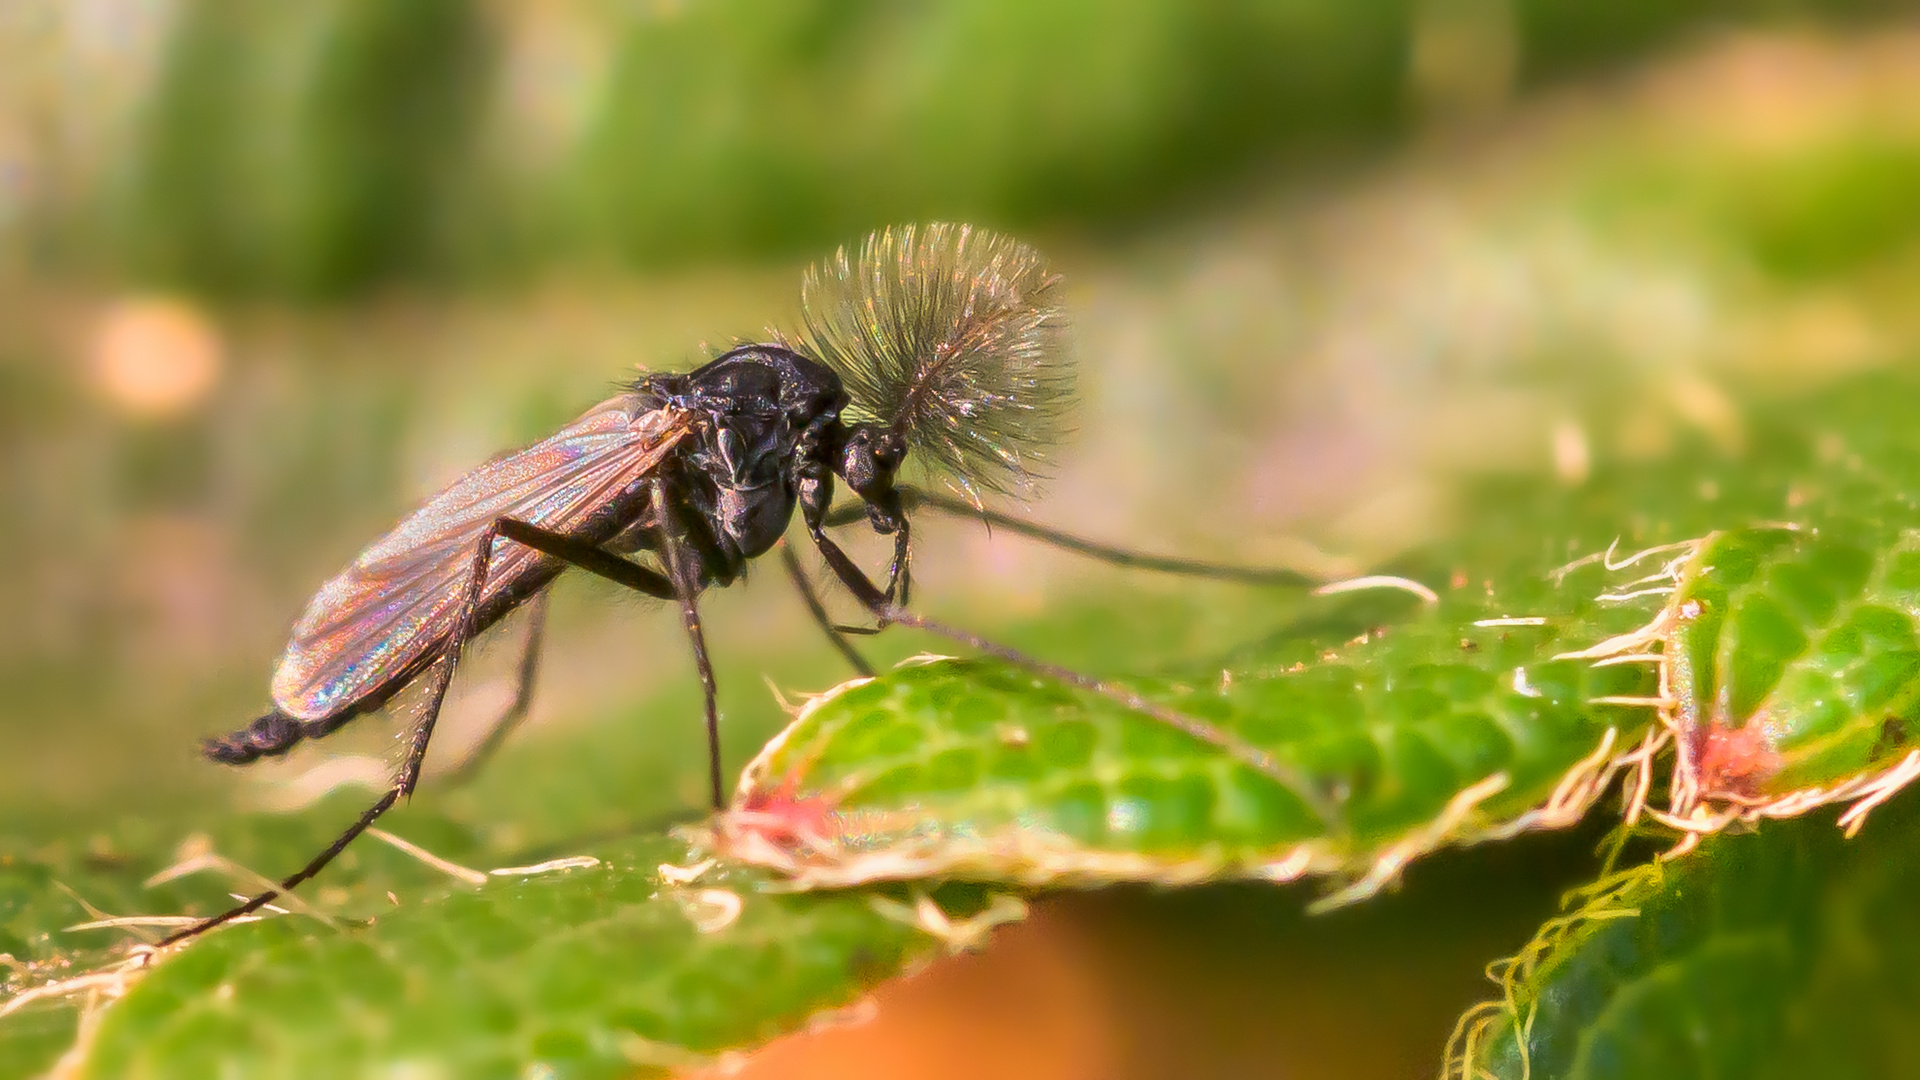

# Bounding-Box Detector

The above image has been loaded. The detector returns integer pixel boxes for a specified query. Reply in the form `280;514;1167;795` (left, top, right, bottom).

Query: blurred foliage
5;0;1904;294
574;0;1411;263
1509;0;1910;79
126;0;494;298
1723;138;1920;279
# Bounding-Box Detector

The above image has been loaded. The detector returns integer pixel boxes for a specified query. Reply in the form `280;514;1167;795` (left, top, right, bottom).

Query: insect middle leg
497;513;729;812
779;541;875;678
499;509;746;814
641;481;733;812
445;590;550;786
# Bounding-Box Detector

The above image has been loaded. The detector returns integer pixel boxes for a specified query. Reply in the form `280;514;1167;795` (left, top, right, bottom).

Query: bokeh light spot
90;296;224;417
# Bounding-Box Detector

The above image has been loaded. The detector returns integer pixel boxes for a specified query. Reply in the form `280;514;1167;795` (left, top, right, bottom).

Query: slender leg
445;590;550;785
494;519;675;599
502;513;727;810
163;521;680;947
820;517;913;638
162;519;522;946
824;485;1316;587
885;520;912;608
800;510;1343;834
780;541;875;678
652;484;725;810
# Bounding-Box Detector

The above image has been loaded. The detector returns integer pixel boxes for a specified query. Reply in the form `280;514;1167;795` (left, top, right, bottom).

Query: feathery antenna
791;223;1075;499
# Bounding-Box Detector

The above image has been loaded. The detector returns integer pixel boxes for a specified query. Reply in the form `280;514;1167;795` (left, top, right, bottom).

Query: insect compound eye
832;423;895;500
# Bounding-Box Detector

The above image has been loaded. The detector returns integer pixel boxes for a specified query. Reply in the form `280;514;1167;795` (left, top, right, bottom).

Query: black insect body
168;224;1321;947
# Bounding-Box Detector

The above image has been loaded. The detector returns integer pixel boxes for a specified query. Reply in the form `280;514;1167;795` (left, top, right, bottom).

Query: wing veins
272;402;691;719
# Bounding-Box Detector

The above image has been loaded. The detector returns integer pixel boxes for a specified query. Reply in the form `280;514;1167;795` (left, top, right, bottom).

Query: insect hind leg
446;591;549;785
167;518;697;946
163;519;520;946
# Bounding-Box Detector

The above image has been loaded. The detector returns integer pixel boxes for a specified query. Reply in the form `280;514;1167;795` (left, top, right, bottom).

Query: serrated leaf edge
1440;857;1666;1080
1572;530;1920;855
710;660;1647;900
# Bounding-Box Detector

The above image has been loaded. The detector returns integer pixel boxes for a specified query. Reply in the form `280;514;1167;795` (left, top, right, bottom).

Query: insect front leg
797;469;909;635
798;496;1345;834
806;529;907;638
883;517;912;608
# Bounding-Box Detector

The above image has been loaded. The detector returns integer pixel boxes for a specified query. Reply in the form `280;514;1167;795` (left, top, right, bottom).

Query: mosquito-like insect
165;223;1326;946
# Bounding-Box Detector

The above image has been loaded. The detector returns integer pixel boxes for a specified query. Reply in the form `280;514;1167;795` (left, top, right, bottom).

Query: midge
168;223;1325;945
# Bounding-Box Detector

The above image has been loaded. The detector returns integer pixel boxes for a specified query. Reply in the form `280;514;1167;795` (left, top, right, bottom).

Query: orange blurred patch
691;902;1117;1080
90;296;224;417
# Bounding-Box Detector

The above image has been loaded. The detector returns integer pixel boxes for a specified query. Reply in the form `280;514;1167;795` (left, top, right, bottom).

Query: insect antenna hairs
788;223;1075;499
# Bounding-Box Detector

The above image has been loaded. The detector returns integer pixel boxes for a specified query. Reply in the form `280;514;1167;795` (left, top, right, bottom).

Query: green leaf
29;834;1016;1080
719;628;1652;900
0;807;561;1080
1453;794;1920;1080
718;369;1920;899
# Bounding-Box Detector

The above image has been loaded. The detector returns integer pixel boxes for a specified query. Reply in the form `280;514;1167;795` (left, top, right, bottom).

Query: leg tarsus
157;787;403;947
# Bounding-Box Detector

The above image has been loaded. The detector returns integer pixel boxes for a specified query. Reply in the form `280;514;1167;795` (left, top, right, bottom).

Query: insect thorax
645;346;854;580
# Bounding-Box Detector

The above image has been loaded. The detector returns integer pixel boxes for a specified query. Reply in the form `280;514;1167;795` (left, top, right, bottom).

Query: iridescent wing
272;395;693;721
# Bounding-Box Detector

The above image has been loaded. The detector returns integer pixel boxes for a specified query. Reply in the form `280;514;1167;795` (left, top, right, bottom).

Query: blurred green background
5;2;1920;1077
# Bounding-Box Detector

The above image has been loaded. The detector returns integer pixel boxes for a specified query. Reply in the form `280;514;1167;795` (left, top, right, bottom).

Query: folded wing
273;396;692;721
